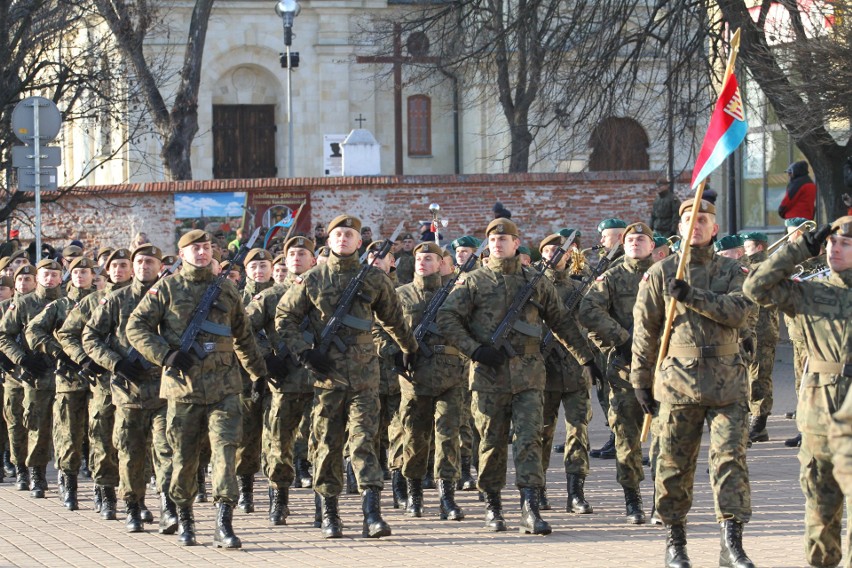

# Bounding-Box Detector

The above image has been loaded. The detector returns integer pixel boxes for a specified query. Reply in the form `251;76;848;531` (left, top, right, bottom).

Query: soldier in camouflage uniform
58;248;133;521
275;215;415;540
0;259;64;499
438;218;601;535
580;222;661;525
746;218;851;568
25;256;97;510
650;185;682;238
631;200;755;568
395;233;415;285
126;229;268;549
0;273;13;480
235;247;275;514
82;244;178;535
245;235;315;525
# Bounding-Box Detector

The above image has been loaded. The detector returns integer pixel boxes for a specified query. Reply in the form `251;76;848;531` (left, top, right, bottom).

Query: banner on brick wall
244;190;311;239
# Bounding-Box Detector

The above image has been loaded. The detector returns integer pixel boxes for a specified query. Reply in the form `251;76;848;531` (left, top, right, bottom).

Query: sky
174;192;246;219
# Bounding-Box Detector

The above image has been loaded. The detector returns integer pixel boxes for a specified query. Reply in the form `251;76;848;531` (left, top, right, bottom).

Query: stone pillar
342;129;381;175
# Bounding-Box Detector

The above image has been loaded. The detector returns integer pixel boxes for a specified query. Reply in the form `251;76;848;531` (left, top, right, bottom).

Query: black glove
0;353;14;373
114;359;144;382
81;357;108;376
299;349;333;375
615;338;632;362
251;377;268;402
264;353;290;381
582;361;604;387
667;278;691;302
402;351;416;372
742;337;755;358
21;353;50;375
472;345;506;368
803;223;833;257
162;350;193;372
634;388;658;415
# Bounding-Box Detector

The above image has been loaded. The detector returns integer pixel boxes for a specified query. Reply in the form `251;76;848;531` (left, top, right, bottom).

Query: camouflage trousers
166;394;242;508
400;385;463;481
655;401;751;524
3;383;27;466
377;393;400;462
387;394;404;472
608;385;645;489
541;388;591;478
799;432;852;568
23;386;54;467
792;339;807;395
748;339;777;417
594;351;612;430
263;391;313;489
115;403;172;504
293;402;311;462
0;383;6;456
89;380;118;486
459;386;476;460
236;392;263;477
311;387;383;498
53;391;88;474
473;389;545;492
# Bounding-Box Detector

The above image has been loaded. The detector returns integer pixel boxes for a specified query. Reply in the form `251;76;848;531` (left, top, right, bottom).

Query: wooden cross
354;113;367;128
356;23;439;175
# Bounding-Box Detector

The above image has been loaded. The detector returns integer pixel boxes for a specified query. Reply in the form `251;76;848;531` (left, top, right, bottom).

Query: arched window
407;95;431;156
588;117;650;171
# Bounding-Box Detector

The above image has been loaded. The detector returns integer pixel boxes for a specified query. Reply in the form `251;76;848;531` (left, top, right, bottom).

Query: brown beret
832;215;852;238
162;255;177;266
0;275;12;289
9;250;27;262
679;199;716;217
621;222;654;243
244;248;274;264
221;261;241;274
486;218;519;238
97;247;114;260
272;254;286;266
283;236;315;255
413;242;442;256
14;265;35;280
441;248;453;258
105;248;131;268
62;245;83;258
538;233;564;253
327;215;361;234
401;233;415;241
178;229;211;249
0;257;11;272
317;246;330;257
68;257;96;271
36;259;62;272
366;240;388;254
131;244;163;262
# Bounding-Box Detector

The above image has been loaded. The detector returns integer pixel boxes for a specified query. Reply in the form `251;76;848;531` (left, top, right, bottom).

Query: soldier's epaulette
641;272;650;282
148;287;159;295
99;297;108;305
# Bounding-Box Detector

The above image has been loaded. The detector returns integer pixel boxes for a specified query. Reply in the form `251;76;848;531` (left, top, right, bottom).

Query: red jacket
779;180;816;220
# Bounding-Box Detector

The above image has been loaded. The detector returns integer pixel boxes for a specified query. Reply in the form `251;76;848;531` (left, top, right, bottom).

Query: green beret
327;215;361;234
178;229;210;249
68;257;96;271
784;217;809;227
517;246;532;256
413;242;442;256
558;228;581;239
485;218;519;238
597;218;627;233
653;236;670;249
451;236;480;250
713;234;745;252
105;248;131;268
244;248;274;264
283;236;315;255
36;259;62;271
131;244;163;262
740;232;768;243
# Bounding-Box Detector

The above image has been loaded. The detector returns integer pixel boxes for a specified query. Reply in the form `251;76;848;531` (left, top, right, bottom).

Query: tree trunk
801;144;850;223
508;122;532;173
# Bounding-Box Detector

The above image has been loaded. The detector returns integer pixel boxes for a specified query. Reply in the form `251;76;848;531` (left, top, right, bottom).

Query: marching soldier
126;229;268;548
0;274;13;480
745;219;851;568
275;215;415;539
631;200;755;568
438;218;601;535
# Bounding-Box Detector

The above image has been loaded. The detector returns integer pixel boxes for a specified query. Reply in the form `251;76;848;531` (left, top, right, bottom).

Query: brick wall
11;171;690;254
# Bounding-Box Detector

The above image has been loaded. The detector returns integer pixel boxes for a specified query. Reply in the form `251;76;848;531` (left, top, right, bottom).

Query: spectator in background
778;161;816;221
703;186;718;204
492;202;512;219
131;232;150;249
0;229;21;258
314;224;327;249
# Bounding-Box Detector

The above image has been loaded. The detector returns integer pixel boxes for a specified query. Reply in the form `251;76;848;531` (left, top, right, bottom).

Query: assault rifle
413;239;487;358
489;231;576;358
316;221;405;356
540;245;622;354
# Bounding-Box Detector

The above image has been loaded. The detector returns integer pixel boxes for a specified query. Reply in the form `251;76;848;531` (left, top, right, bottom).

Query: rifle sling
199;320;233;337
340;314;372;332
512;319;542;338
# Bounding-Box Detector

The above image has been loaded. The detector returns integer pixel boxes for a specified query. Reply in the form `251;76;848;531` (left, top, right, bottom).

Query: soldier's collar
414;272;442;290
830;269;852;288
681;244;715;264
747;250;767;263
181;262;214;282
37;283;63;301
246;278;273;295
544;266;568;281
68;285;94;302
625;255;654;272
327;250;361;272
486;254;522;274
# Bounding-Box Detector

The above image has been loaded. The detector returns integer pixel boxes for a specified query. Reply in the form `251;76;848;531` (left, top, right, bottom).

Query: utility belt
429;344;460;356
198;340;234;353
667;343;739;358
808;359;852;377
511;343;541;356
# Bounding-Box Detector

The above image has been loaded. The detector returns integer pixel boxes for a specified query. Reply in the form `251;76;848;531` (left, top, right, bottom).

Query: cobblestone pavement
0;343;827;567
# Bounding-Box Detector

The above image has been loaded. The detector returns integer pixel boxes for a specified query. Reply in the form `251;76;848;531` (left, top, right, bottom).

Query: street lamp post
275;0;300;177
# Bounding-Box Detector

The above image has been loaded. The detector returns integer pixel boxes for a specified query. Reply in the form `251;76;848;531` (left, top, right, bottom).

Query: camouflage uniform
745;238;852;568
395;251;415;286
631;245;752;525
126;262;267;509
745;250;780;418
0;296;27;472
649;189;681;237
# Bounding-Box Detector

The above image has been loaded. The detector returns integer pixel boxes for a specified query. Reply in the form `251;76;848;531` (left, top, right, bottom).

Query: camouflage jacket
543;267;587;393
649;189;681;236
26;285;94;393
630;245;752;406
743;239;852;435
0;297;12;385
245;276;313;394
241;278;273;307
395;251;415;286
82;278;164;409
579;255;654;389
126;263;267;404
437;255;594;394
57;280;129;366
0;284;64;390
745;250;780;345
275;251;415;392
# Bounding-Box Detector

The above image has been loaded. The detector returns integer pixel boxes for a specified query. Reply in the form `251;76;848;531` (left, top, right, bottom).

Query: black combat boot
665;524;691;568
590;431;615;459
405;477;423;517
566;473;593;514
159;492;179;535
58;471;66;501
214;502;242;549
344;458;358;494
748;415;769;443
64;473;79;510
623;486;646;524
140;498;154;523
237;474;254;513
313;492;322;528
539;487;551;510
438;479;464;521
79;452;91;478
29;466;47;498
93;484;103;512
295;458;313;488
519;487;552;535
126;501;144;533
177;506;197;546
101;486;118;520
269;487;289;526
785;433;802;447
422;458;436;489
3;449;14;478
484;491;507;532
195;466;208;503
458;456;476;491
719;520;755;568
320;495;343;538
650;484;662;525
391;469;407;509
15;465;29;491
361;488;391;538
379;446;391;481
